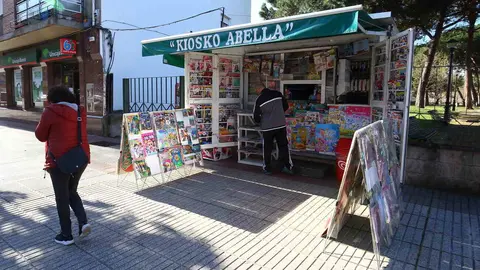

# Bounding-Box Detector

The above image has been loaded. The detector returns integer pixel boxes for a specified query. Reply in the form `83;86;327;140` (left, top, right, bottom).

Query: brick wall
2;0;14;35
406;145;480;193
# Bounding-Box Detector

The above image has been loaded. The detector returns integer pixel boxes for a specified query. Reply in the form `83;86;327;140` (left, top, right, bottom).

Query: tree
464;1;480;108
438;25;480;107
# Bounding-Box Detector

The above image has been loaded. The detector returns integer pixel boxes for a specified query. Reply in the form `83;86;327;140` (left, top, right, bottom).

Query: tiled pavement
0;119;479;270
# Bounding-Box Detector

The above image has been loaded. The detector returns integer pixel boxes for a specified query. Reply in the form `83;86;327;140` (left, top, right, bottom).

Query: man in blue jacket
253;77;294;175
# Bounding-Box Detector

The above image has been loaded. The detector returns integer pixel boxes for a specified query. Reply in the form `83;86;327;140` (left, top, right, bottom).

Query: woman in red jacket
35;86;92;246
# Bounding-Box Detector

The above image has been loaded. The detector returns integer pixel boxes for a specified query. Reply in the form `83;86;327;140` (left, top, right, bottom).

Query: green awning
163;54;184;68
142;6;388;58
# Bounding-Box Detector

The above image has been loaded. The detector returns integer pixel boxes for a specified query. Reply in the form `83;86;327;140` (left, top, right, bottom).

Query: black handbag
49;106;88;174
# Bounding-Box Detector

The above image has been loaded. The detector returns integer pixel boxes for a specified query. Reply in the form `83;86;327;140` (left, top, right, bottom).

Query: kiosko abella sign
142;11;359;56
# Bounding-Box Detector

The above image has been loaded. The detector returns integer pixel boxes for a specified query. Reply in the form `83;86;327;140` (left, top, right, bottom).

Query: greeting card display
119;110;204;180
123;113;163;179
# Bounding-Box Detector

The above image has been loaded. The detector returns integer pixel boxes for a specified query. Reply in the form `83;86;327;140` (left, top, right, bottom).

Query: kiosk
141;5;414;182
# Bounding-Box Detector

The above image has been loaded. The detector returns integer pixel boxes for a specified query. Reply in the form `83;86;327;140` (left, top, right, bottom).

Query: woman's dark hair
47;85;76;104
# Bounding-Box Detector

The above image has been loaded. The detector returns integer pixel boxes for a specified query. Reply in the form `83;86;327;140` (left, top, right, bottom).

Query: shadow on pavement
0;189;220;269
137;171;312;234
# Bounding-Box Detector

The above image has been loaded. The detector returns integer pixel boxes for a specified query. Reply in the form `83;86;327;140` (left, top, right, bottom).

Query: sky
101;0;252;110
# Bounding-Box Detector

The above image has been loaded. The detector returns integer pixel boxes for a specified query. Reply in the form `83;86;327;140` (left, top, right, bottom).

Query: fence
122;76;184;113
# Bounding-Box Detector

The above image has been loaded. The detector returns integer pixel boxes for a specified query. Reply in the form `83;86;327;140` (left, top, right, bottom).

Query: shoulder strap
77;106;82;146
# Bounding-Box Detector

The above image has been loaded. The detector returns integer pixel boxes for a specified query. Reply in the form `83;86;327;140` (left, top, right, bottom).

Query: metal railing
12;0;83;30
123;76;185;113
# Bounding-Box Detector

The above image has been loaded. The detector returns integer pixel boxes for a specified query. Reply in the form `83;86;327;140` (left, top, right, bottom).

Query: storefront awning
141;5;391;60
0;48;38;69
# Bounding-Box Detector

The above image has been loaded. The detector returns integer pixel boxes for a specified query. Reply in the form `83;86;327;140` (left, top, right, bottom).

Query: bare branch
420;27;434;39
443;15;467;29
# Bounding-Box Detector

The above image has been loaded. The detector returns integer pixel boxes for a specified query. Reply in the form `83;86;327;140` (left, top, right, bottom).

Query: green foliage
437;26;480;66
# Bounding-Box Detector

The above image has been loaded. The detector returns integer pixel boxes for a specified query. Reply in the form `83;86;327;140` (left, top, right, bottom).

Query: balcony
0;0;86;52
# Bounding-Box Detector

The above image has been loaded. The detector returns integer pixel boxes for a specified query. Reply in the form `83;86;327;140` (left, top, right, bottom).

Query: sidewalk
0;119;479;269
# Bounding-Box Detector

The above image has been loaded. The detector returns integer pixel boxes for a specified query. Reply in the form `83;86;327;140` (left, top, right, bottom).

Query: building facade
0;0;106;133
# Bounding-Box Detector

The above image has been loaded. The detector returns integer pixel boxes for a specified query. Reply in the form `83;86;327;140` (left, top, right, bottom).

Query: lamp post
444;39;458;124
453;74;458;111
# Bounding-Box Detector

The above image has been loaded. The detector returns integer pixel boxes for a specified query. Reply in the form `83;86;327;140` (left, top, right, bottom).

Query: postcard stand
117;110;204;190
322;120;403;270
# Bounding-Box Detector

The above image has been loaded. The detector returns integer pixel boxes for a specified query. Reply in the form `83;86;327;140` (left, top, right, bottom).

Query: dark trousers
48;165;88;236
262;127;293;171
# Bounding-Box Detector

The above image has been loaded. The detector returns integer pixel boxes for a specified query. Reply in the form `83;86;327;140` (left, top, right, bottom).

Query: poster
14;70;22;103
32;67;43;103
328;105;371;136
315;124;340;153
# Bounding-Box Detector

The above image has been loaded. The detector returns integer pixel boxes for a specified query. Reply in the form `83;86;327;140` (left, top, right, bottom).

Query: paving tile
2;121;480;270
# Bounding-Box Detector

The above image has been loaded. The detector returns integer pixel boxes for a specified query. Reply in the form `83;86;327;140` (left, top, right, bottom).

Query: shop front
141;5;414;182
1;38;85;111
0;48;39;110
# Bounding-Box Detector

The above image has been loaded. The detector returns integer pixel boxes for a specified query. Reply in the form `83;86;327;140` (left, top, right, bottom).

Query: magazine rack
117;110;204;190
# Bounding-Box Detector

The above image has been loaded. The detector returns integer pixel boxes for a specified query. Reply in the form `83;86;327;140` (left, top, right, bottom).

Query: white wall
101;0;251;111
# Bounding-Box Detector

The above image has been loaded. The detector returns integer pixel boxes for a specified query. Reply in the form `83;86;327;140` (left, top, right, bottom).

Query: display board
118;109;203;180
369;29;414;183
324;120;403;269
185;53;242;154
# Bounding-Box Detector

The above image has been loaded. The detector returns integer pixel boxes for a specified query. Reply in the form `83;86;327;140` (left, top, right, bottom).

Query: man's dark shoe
263;169;273;175
282;166;295;175
55;233;74;246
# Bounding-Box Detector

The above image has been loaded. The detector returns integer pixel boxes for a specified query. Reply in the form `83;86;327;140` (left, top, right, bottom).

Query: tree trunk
472;59;480;106
415;9;447;108
457;88;465;106
465;1;476;109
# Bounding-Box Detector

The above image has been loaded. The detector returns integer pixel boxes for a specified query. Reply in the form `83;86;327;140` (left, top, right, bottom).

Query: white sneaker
79;223;92;239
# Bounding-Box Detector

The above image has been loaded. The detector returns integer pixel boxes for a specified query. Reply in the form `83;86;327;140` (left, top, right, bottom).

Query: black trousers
48;165;88;236
262;127;293;171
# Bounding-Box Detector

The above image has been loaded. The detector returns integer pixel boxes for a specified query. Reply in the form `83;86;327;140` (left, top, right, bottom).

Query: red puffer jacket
35;103;91;170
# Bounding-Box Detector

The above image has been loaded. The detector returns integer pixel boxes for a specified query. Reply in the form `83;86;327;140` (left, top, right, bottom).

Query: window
15;0;82;23
15;0;42;22
0;0;4;16
58;0;82;13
